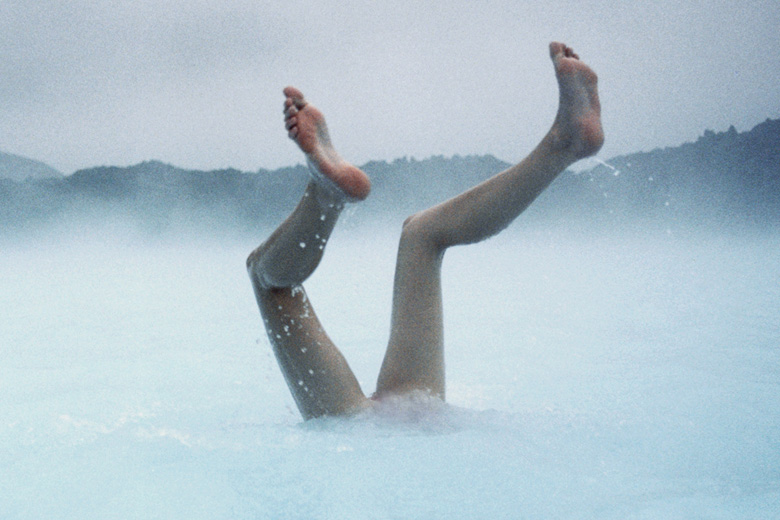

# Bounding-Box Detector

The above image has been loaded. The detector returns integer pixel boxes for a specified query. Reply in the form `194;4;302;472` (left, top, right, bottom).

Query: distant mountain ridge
0;151;62;182
1;118;778;236
536;118;780;229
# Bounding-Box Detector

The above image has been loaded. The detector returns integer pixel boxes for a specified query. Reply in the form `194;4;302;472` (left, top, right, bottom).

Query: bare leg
375;42;604;398
247;87;371;419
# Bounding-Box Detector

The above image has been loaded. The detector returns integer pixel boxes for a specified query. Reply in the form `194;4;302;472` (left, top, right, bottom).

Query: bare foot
283;87;371;201
547;42;604;159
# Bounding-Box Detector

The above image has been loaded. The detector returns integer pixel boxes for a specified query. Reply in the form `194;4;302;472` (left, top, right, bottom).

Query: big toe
549;42;566;60
283;86;306;107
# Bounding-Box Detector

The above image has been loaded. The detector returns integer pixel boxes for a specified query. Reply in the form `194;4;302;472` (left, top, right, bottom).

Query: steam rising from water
1;224;778;518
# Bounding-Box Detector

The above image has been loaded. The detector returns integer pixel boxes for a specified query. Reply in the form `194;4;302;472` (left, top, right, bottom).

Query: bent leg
247;87;372;419
248;182;369;419
375;42;604;399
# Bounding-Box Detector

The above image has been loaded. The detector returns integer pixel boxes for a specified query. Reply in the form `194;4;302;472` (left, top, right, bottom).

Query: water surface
2;226;778;519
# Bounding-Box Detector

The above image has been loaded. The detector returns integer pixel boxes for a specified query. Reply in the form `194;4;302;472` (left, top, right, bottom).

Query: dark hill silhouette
536;118;780;230
1;119;778;236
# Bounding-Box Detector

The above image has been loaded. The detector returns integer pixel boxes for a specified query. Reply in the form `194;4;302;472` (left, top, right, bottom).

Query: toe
283;86;304;98
283;86;307;109
549;41;566;59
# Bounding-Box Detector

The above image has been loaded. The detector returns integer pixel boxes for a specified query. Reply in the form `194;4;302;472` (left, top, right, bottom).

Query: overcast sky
2;0;779;174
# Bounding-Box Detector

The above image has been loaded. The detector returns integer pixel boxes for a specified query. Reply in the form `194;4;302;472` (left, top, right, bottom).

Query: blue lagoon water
1;226;778;519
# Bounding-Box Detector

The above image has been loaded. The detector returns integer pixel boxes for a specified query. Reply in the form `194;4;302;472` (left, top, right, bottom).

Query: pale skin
247;42;604;420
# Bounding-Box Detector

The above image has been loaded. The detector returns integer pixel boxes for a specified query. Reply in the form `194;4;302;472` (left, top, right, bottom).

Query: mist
3;167;779;518
2;102;780;518
3;0;779;513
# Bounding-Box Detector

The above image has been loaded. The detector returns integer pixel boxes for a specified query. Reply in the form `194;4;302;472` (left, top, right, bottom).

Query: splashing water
592;156;620;176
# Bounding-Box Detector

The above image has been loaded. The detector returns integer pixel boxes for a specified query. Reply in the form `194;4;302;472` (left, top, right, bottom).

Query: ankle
545;117;603;162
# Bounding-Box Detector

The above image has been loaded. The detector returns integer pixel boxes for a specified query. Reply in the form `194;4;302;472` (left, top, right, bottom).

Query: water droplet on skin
299;242;306;248
298;380;304;386
308;369;314;375
320;214;326;221
275;334;282;339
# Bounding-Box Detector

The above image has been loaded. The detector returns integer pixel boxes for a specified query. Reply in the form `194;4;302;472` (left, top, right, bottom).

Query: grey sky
2;0;779;174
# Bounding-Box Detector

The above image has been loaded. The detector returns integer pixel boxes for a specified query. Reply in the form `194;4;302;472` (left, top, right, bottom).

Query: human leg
247;87;371;419
374;42;604;398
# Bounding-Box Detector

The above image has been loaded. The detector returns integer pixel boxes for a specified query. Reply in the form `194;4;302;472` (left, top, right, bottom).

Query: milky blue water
2;225;778;519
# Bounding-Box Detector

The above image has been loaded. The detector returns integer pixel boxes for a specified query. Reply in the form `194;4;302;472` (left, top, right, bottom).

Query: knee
246;247;262;276
246;246;273;290
401;211;425;239
400;211;444;251
247;242;313;290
